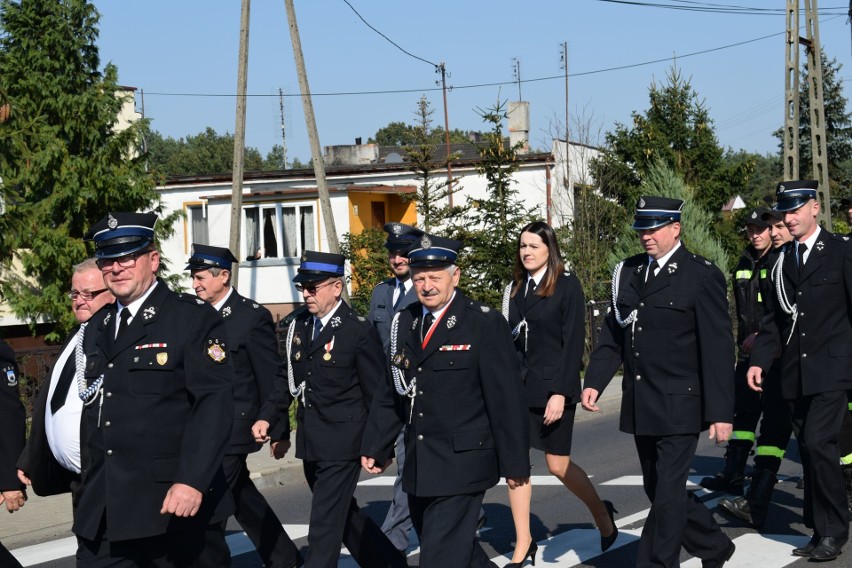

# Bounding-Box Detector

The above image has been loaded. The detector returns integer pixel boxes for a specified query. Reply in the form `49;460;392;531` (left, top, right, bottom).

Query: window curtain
244;208;259;260
282;207;297;257
301;206;315;251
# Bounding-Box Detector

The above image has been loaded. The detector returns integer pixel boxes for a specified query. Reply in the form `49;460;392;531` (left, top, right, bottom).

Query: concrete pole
228;0;250;288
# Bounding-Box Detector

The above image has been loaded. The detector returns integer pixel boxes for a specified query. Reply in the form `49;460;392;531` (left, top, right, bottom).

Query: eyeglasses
294;280;337;294
68;288;109;301
96;251;150;271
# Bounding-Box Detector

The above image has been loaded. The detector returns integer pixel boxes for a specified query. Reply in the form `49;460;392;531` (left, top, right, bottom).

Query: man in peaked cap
73;213;235;567
747;180;852;560
253;250;406;568
361;234;530;567
582;196;736;567
701;207;774;496
367;223;423;554
186;244;302;568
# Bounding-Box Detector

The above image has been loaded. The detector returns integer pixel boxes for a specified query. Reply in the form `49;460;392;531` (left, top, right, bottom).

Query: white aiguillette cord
389;311;417;423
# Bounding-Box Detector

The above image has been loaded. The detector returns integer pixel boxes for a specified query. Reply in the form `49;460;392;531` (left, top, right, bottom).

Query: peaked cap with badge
743;206;772;229
293;250;346;283
87;212;157;259
773;179;818;212
185;244;238;271
631;196;684;230
407;234;462;268
383;222;424;254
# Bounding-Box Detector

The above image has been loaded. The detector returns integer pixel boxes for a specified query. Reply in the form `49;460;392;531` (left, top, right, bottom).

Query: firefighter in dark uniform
252;251;406;568
581;196;736;568
366;222;423;554
701;207;775;495
186;244;301;568
747;181;852;561
0;341;26;568
719;209;799;529
73;213;235;567
361;234;530;568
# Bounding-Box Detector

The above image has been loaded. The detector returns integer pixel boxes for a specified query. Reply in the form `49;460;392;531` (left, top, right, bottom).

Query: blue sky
93;1;852;163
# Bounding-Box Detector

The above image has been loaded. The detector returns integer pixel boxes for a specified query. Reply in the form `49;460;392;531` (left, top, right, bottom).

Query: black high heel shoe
600;500;619;552
505;540;538;567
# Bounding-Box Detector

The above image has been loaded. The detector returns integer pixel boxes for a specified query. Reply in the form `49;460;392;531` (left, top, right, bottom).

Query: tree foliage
453;101;536;308
0;0;177;339
371;102;474;148
144;126;290;180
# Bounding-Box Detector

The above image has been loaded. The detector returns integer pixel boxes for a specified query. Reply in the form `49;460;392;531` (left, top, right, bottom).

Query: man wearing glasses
253;250;406;568
186;243;302;568
17;259;114;510
73;212;235;567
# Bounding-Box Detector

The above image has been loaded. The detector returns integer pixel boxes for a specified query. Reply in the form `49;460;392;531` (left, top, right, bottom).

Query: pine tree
0;0;173;338
454;101;536;308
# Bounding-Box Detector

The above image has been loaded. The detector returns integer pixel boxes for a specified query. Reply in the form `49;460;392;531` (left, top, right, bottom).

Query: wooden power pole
784;0;831;227
228;0;250;288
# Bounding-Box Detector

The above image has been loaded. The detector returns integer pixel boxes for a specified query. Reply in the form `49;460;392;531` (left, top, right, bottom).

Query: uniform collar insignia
446;315;457;329
667;262;678;274
104;312;112;326
330;316;342;328
222;306;232;318
815;240;825;251
411;317;419;330
142;306;157;320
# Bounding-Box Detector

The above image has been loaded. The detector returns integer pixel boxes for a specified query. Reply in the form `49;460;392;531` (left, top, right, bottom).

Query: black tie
523;279;536;312
116;308;131;338
312;318;323;344
422;313;435;342
644;260;660;288
797;243;808;273
393;281;405;310
49;353;76;414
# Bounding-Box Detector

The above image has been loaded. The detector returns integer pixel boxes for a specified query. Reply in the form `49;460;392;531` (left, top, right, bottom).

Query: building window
188;205;209;245
244;203;315;260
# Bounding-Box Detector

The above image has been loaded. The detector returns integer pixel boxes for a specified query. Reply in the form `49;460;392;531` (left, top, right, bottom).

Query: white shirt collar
212;286;234;312
117;281;158;318
648;240;681;270
422;290;457;320
527;266;547;287
316;300;343;328
798;226;822;256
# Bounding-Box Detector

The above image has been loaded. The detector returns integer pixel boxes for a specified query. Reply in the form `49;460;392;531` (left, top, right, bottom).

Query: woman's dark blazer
507;272;586;408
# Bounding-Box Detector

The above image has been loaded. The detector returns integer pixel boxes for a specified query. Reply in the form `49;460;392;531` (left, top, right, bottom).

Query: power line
340;0;439;69
592;0;847;15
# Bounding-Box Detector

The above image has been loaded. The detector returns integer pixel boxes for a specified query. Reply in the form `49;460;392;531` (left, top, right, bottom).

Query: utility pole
438;62;454;207
228;0;250;288
279;88;287;169
512;58;522;101
560;42;570;189
784;0;831;227
284;0;348;300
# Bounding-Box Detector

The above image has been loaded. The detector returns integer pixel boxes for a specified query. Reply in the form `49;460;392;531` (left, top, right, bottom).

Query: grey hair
73;258;100;273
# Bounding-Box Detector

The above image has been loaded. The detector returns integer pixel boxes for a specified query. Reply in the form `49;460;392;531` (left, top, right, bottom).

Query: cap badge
391;223;403;236
421;235;432;249
300;251;308;262
107;213;118;230
222;306;232;318
639;197;646;208
446;315;457;329
751;212;757;220
779;184;786;191
6;368;17;386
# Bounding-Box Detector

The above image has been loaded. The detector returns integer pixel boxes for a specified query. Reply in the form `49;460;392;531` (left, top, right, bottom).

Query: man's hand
270;439;291;460
581;387;600;412
252;420;271;443
16;469;31;486
361;456;391;474
746;366;764;393
1;490;27;513
160;483;202;518
709;422;733;445
544;394;566;426
506;477;530;490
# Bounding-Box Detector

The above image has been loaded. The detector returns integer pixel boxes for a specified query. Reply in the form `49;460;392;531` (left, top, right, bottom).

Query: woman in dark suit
502;221;617;566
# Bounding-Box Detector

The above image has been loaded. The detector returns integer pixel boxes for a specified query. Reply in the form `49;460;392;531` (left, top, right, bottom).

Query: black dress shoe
702;540;735;568
810;537;846;562
600;500;619;552
793;535;820;557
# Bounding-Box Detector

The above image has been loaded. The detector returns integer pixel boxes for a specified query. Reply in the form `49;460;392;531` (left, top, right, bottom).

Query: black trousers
634;434;731;568
76;514;230;567
732;359;763;441
408;492;493;568
787;390;849;540
753;368;796;473
223;453;300;567
302;460;405;568
0;541;23;568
